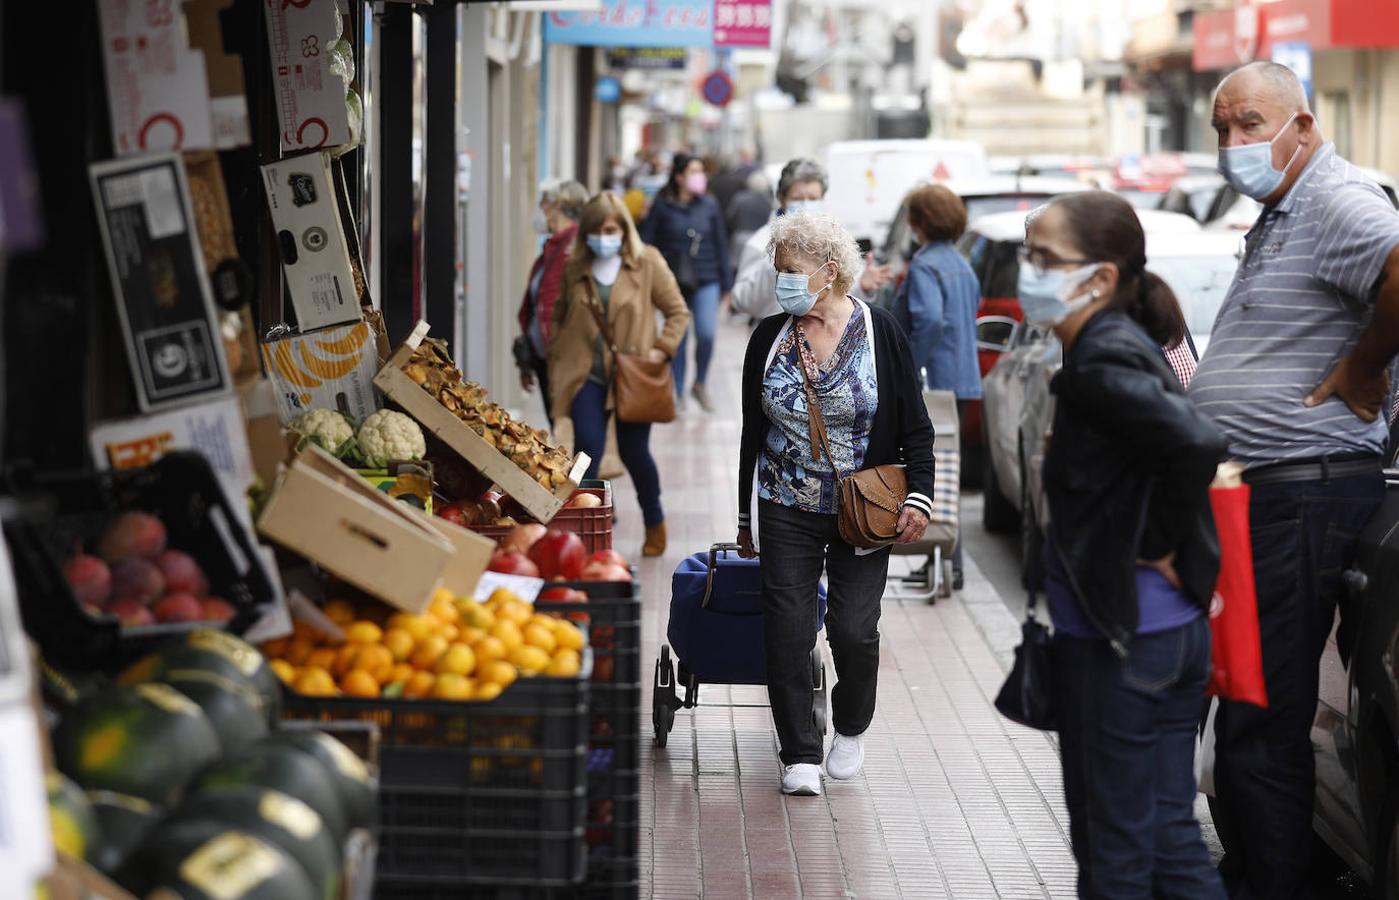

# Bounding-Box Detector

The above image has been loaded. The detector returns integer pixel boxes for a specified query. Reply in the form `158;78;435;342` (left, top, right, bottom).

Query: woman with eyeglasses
1023;191;1227;898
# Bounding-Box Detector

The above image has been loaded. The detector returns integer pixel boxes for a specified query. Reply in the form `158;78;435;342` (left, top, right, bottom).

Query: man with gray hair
1189;61;1399;898
731;158;891;319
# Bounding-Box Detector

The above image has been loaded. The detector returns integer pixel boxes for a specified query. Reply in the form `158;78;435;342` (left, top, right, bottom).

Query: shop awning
1194;0;1399;71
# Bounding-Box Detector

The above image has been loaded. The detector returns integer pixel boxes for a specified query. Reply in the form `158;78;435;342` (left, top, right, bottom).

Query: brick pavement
600;317;1078;899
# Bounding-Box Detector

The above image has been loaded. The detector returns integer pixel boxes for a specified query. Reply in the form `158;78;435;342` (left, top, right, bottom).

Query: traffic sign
595;76;622;104
701;70;734;108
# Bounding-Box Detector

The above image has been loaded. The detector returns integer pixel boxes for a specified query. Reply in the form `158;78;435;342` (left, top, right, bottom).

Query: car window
1115;189;1166;210
982;240;1021;299
962;195;1053;223
1155;254;1240;350
958;233;990;283
1205;185;1239;222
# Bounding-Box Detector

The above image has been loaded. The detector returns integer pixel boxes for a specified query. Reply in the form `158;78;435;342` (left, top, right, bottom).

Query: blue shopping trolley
652;543;828;747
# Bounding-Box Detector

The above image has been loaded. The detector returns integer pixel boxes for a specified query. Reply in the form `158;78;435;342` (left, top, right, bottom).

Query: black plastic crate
4;452;275;671
281;666;590;889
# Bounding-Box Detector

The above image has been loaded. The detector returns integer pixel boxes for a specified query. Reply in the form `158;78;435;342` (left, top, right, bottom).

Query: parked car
1201;166;1399;231
1160;174;1227;223
1305;467;1399;898
979;223;1237;552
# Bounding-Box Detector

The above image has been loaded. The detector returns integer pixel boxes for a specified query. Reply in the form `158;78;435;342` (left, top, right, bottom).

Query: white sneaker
825;733;865;780
781;763;822;796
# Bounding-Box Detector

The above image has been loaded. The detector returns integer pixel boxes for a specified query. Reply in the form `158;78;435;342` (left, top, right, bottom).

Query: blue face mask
1217;113;1301;201
1016;263;1100;326
588;234;623;259
775;265;833;317
785;199;826;215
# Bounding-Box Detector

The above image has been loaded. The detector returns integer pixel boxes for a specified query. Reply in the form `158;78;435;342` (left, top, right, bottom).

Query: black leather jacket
1043;310;1228;654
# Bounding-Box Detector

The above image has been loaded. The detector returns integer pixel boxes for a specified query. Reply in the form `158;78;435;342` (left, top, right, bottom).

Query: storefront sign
544;0;714;49
1190;0;1399;71
605;48;688;70
90;155;231;412
1272;42;1314;100
713;0;771;48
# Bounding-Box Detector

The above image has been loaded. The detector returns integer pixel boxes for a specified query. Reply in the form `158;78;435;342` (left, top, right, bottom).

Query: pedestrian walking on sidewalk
516;180;589;428
735;211;935;797
1027;191;1229;898
1190;61;1399;899
549;192;691;558
891;184;982;589
639;153;733;413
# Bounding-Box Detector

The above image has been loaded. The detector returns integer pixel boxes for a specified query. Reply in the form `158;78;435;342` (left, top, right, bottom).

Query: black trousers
530;355;553;429
758;499;890;765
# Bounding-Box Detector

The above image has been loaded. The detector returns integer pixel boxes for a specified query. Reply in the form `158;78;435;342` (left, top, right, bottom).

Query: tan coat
547;245;690;420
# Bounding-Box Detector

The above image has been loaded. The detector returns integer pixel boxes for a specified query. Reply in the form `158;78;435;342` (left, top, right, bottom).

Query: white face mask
1217;113;1302;201
1016;263;1100;326
532;208;551;235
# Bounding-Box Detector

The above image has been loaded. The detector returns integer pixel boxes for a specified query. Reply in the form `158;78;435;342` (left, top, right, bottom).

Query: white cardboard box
261;152;361;331
262;0;350;151
260;319;383;425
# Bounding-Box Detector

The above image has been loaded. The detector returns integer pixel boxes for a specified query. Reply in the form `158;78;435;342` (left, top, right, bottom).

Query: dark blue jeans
1054;616;1226;900
672;281;721;393
569;380;664;527
1211;471;1383;899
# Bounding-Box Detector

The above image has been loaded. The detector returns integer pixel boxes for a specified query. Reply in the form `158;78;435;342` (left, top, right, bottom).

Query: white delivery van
824;139;991;249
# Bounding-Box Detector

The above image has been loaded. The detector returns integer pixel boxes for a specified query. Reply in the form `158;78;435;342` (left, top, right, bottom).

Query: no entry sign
701;70;734;107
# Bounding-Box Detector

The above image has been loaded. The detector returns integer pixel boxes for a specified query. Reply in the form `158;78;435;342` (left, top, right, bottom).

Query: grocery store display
119;629;282;726
192;741;351;845
87;790;164;874
47;772;100;864
356;409;426;467
130;828;318;900
260;730;375;832
289;409;357;458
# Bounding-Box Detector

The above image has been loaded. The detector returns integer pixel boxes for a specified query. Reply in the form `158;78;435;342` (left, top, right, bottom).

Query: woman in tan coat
549;192;690;556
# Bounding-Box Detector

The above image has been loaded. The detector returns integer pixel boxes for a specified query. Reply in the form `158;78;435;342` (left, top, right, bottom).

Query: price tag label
472;572;545;604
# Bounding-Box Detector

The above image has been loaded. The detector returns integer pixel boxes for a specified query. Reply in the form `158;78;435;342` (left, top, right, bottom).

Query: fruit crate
538;580;640;895
468;480;613;555
280;660;592;891
3;452;276;672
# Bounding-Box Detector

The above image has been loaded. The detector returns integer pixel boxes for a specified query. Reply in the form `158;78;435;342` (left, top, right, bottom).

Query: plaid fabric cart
887;389;961;602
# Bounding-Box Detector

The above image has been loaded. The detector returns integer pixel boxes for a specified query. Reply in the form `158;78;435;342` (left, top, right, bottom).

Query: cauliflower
290;408;357;458
357;410;426;467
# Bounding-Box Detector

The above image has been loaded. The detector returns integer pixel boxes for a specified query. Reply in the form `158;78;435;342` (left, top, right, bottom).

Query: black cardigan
738;302;937;529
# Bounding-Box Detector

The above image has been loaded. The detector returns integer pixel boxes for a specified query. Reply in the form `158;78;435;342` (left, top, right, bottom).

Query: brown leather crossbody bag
585;280;676;424
795;339;907;548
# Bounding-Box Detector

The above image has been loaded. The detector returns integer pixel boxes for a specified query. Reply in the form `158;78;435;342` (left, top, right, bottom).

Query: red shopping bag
1206;479;1268;707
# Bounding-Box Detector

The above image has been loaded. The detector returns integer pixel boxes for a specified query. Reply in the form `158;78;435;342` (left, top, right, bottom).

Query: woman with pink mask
640;153;734;413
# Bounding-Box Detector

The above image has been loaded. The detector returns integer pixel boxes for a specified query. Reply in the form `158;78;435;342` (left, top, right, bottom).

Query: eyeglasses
1017;245;1096;276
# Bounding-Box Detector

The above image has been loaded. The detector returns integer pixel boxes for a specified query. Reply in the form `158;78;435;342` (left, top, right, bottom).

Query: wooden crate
373;323;589;523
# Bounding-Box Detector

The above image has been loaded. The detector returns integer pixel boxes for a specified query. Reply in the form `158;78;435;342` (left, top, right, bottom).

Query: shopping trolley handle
702;542;748;608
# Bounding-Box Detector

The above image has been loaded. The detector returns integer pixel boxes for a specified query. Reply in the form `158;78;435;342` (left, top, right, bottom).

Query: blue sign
544;0;715;49
595;76;622;104
1272;42;1313;101
701;70;734;107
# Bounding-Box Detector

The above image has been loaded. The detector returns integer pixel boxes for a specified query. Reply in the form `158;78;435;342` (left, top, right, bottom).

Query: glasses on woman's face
1017;244;1095;276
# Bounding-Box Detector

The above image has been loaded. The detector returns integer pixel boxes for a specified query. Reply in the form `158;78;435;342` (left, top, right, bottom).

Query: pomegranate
528;529;587;581
97;512;168;562
63;553;112;608
487;549;541;578
110;558;166;606
154;550;208;597
500;523;547;554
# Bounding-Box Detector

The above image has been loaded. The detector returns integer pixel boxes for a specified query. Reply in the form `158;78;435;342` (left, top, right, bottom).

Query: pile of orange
261;588;585;702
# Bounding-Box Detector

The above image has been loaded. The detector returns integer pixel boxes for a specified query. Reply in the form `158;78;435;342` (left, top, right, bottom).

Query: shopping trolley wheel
938;558;954;600
654;645;676;747
811;647;828;736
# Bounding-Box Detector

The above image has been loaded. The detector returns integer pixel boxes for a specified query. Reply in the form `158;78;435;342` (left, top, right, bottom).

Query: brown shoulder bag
796;334;907;548
585;281;676;424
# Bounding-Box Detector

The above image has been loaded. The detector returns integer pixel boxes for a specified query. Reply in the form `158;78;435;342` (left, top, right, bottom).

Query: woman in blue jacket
639;153;734;412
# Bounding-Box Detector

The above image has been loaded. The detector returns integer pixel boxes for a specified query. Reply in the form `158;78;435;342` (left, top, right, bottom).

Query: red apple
500;523;547;554
110;558;166;606
586;549;628;570
580;561;632;582
200;597;237;623
565;491;603;509
435;503;470;527
154;550;208;597
528;529;587;581
106;599;156;627
64;553;112;608
488;549;541;578
153;592;205;623
538;586;589;623
98;512;167;562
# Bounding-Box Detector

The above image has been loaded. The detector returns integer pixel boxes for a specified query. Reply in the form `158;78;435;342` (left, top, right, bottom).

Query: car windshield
963;194;1056;222
1154;254;1239;352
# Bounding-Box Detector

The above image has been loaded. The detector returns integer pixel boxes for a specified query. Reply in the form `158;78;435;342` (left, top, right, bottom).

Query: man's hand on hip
1304;354;1391;423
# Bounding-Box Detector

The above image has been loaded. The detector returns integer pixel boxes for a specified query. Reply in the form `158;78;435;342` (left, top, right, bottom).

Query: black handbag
994;590;1056;731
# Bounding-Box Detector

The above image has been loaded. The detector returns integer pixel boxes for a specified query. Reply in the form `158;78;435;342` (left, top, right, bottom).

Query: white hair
767;211;863;293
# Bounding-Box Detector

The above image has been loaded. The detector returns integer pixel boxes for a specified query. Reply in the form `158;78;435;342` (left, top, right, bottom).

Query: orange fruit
474;682;504;702
354;644;396;683
523;623;557;655
459;602;496;631
323;599;357;625
261;637;290;659
500;602;533;627
546;649;581;678
403;671;435;698
345;621;383;645
472;636;508;667
432;673;473;700
553;621;584;653
411;635;449;671
284;638;315;666
458;626;485;647
388;613;432;642
432;587;458;606
332;644;361;678
383;628;415;662
341;669;380;698
429;597;460;625
491;620;524;653
292;620;324;641
477;660;519;689
390;662;415;685
488;587;522;606
436;643;477;677
437;623;461;643
269;659;296;685
509;645;549;675
306;647;339;673
293;666;337;697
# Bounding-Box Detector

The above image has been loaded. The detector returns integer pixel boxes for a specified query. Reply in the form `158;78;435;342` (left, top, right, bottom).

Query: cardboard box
186;0;251;149
261;153;361;331
263;0;351;152
373;323;589;523
256;446;492;613
261;319;384;425
237;378;288;489
96;0;214;155
90;154;232;412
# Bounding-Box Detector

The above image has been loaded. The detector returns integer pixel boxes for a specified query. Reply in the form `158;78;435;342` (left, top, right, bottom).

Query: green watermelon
134;827;317;900
52;683;221;809
87;789;163;874
160;668;269;757
46;772;100;863
193;742;350;844
169;786;342;900
120;629;280;725
261;730;375;831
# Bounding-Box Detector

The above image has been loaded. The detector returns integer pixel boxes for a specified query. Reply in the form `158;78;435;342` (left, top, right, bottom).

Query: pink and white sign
713;0;771;48
262;0;350;152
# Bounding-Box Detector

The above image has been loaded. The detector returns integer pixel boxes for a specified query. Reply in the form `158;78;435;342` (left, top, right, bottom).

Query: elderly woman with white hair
736;211;936;796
